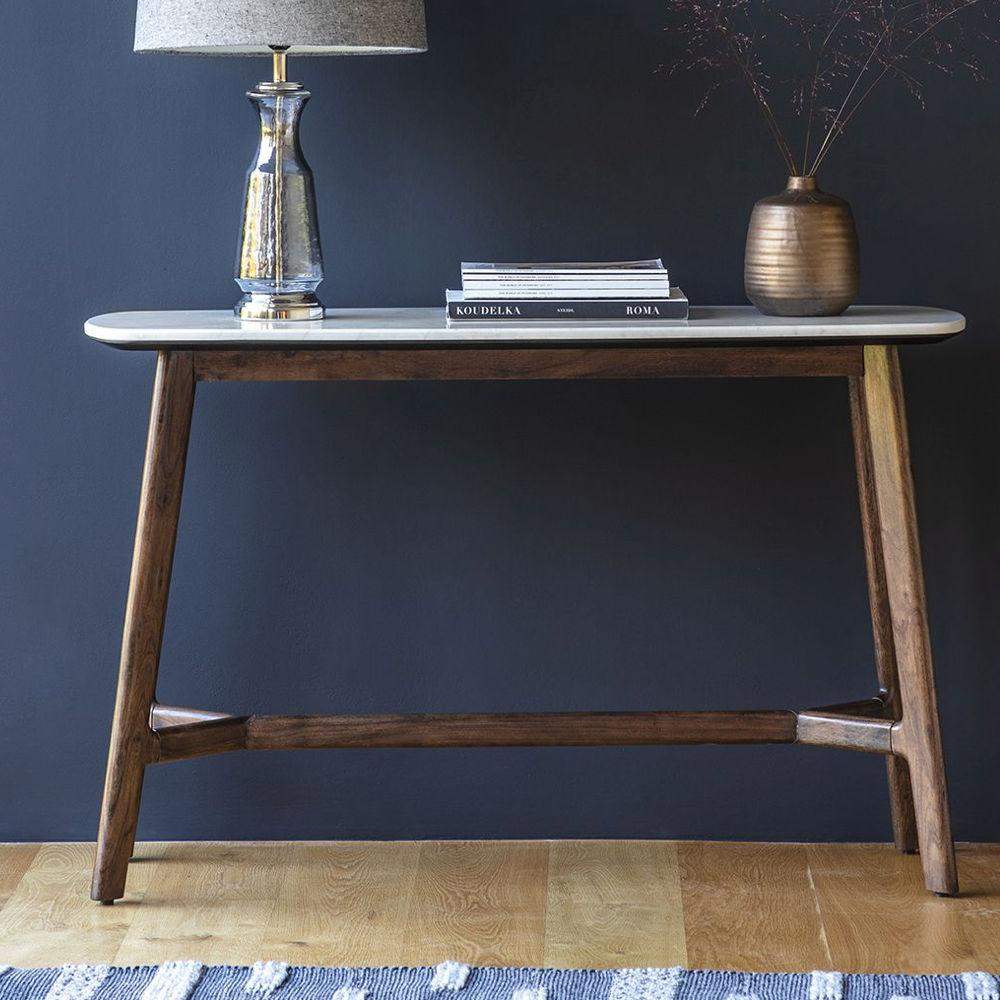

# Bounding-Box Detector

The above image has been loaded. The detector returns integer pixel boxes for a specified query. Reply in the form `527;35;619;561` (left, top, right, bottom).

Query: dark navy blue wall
2;0;998;842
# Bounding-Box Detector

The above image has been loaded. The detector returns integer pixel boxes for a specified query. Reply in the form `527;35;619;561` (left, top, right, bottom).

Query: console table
84;305;965;901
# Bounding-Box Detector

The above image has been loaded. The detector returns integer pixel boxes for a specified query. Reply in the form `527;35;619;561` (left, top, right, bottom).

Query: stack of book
446;260;688;323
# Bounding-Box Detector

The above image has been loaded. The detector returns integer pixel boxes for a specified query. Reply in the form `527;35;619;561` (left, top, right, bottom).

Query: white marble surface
85;305;965;348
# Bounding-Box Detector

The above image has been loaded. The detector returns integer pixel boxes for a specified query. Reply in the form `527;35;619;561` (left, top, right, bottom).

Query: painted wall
2;0;998;842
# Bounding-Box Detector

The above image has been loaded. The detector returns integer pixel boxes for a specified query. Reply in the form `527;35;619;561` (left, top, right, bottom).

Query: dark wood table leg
849;376;919;853
91;351;195;903
860;345;958;895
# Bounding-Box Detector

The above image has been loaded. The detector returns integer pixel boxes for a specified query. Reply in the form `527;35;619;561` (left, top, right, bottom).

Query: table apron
190;345;864;381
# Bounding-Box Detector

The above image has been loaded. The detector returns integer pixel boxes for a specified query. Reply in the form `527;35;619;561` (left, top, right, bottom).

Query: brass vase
744;175;859;317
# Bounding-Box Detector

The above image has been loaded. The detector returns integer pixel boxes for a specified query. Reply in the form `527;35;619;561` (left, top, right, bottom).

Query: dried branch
662;0;999;176
803;1;862;168
811;0;989;173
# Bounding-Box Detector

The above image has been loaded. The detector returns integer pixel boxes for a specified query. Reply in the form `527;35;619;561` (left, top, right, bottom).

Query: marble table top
85;306;965;349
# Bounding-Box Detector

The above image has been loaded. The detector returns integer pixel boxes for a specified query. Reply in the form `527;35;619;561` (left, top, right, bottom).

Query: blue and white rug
0;964;996;1000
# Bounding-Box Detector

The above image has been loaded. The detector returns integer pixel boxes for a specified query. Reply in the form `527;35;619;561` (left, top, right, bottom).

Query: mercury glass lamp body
236;78;324;320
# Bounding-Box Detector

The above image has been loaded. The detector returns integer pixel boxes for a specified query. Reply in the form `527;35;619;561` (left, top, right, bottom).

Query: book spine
462;285;671;299
448;299;689;321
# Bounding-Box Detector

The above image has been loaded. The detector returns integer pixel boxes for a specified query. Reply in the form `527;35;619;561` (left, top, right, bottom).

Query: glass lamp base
236;292;325;321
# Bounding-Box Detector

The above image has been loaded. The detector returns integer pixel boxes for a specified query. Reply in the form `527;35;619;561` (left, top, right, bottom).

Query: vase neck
787;175;818;192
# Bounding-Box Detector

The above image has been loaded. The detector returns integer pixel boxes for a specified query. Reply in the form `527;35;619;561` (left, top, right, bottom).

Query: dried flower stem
810;0;987;173
664;0;998;177
733;56;800;174
802;1;855;170
808;15;901;174
716;11;800;173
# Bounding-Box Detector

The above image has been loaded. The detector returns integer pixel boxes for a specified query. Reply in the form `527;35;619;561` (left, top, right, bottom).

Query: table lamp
134;0;427;320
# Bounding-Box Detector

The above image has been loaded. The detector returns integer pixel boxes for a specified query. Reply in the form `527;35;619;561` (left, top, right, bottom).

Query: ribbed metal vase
744;175;859;317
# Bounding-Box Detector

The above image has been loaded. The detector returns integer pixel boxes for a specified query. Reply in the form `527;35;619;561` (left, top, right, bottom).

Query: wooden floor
1;842;998;972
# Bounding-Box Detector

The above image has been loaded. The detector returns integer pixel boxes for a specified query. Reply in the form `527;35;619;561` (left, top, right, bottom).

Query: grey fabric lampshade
134;0;427;55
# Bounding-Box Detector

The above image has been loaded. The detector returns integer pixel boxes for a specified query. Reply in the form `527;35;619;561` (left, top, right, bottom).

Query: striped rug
0;964;995;1000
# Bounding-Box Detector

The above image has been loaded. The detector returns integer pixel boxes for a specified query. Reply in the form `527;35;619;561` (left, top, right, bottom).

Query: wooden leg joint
795;708;894;754
154;716;250;763
150;703;236;729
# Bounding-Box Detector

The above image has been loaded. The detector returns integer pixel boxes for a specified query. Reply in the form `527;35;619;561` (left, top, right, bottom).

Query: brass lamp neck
271;47;288;84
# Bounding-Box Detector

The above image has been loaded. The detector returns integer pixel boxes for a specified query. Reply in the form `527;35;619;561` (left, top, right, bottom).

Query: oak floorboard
957;844;1000;973
113;842;287;965
396;841;549;967
544;840;687;968
0;843;156;966
1;842;998;971
0;844;38;909
807;843;999;972
678;842;832;972
955;844;1000;970
256;842;422;967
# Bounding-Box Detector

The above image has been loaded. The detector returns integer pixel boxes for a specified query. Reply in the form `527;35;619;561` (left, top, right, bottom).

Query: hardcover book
446;287;689;322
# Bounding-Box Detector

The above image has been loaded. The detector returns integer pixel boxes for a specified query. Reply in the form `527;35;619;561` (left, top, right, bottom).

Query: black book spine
448;299;689;321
